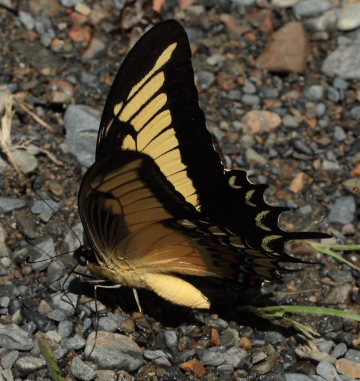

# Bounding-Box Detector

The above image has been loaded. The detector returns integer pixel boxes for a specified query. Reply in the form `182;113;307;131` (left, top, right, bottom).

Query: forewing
96;20;226;211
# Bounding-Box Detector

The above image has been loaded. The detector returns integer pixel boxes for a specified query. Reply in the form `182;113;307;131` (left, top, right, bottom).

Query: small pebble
201;350;225;366
70;357;96;381
317;360;341;380
14;356;44;374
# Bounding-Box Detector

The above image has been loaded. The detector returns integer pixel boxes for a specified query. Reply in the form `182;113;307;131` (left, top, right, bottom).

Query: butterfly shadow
67;275;293;334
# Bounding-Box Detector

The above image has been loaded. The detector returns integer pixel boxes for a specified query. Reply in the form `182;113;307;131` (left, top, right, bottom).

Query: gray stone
220;328;239;348
95;370;117;381
0;296;10;308
70;357;96;381
31;200;59;222
271;0;301;7
327;87;341;102
316;340;334;353
54;348;68;360
316;360;341;381
293;140;313;155
13;149;38;174
322;159;341;171
63;105;99;167
261;85;279;98
299;205;312;215
11;40;63;75
197;71;215;89
223;347;247;368
322;40;360;79
324;283;352;305
331;343;347;358
82;38;106;61
231;0;256;5
333;77;348;90
345;349;360;363
0;323;33;350
97;316;119;333
285;374;323;381
47;309;67;322
206;54;225;66
164;330;178;352
62;334;86;350
61;0;83;6
283;114;299;128
242;94;261;106
201;349;225;366
350;106;360;119
328;196;356;224
0;369;14;381
243;79;256;94
30;238;55;272
15;214;36;239
0;198;26;213
0;350;19;369
328;269;354;285
305;85;324;101
154;357;172;367
208;316;228;329
84;332;144;371
267;331;285;345
334;126;346;141
14;356;44;374
57;321;73;338
303;9;337;33
294;0;331;19
228;89;242;101
51;292;78;316
18;11;35;30
337;4;360;31
144;350;169;360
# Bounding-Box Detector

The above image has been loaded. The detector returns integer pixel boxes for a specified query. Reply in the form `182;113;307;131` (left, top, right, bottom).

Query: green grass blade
36;332;65;381
310;242;360;272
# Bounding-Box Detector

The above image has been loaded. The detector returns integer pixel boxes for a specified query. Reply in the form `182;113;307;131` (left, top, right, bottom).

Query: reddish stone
256;21;309;73
180;360;206;377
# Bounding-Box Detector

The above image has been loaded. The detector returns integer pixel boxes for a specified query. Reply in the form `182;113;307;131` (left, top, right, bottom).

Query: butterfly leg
132;288;143;313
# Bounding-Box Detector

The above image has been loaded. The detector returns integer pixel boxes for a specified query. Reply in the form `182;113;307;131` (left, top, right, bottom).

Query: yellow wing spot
208;226;226;236
121;72;165;122
130;93;167;131
177;219;197;229
128;43;177;98
229;236;245;248
255;210;271;231
122;134;136;150
139;115;174;153
228;175;242;189
114;102;123;116
245;190;256;207
261;235;282;252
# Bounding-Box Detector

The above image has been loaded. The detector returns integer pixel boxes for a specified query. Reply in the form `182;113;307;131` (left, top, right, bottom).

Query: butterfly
78;20;329;310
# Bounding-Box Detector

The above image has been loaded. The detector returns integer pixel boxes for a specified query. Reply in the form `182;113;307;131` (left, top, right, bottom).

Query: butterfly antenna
34;190;82;247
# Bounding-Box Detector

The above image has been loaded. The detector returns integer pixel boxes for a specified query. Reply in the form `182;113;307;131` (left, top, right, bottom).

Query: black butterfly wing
96;19;226;211
91;19;329;285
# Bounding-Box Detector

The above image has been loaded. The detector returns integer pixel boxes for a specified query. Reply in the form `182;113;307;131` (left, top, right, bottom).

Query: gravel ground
0;0;360;380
